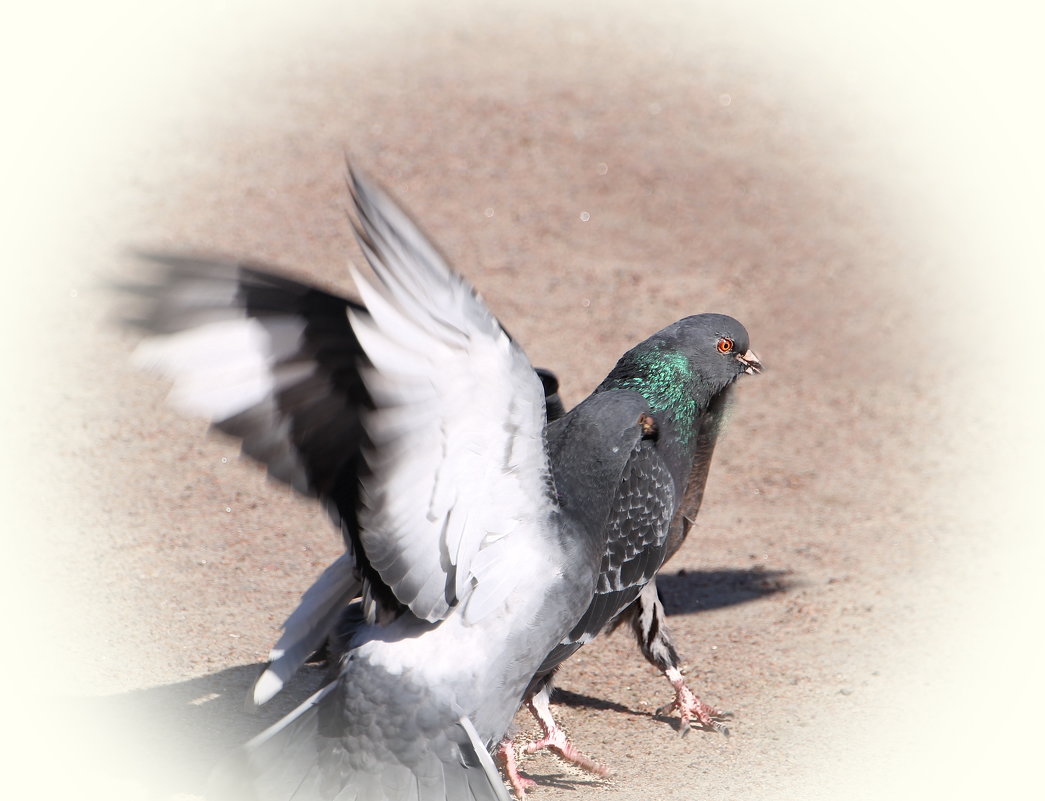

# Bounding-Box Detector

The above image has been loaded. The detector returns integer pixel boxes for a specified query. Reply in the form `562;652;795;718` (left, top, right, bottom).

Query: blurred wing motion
127;255;371;702
126;170;560;800
127;171;551;706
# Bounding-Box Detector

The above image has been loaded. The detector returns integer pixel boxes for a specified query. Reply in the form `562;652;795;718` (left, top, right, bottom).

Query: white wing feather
132;313;311;422
348;171;549;624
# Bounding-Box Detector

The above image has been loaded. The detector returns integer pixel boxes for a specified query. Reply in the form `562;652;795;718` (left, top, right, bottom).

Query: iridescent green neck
608;347;698;443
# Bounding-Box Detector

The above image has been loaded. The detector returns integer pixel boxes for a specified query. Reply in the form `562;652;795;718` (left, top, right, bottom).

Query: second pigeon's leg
523;682;611;777
496;737;537;799
631;579;731;736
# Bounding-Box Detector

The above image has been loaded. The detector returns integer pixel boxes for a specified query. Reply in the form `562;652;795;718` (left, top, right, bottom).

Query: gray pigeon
501;323;759;792
126;168;760;800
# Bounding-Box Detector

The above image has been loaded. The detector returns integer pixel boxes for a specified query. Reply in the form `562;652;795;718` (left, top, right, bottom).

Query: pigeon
124;167;761;800
503;331;758;791
534;360;736;721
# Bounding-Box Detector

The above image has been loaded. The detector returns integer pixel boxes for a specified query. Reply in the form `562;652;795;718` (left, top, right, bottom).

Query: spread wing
125;167;552;701
128;253;371;504
126;252;379;704
345;169;550;624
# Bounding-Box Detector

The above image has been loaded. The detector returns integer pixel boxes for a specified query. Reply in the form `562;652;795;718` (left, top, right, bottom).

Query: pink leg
523;691;611;777
657;667;731;736
497;737;537;799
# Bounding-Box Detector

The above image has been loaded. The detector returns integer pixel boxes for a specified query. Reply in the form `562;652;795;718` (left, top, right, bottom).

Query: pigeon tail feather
216;660;511;801
253;553;362;705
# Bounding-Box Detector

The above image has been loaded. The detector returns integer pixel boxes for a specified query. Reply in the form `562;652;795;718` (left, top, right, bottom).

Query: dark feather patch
532;440;674;678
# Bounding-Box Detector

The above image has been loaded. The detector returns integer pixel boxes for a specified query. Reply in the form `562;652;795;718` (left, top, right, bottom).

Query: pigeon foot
658;667;731;736
497;737;538;799
523;727;610;776
522;702;611;777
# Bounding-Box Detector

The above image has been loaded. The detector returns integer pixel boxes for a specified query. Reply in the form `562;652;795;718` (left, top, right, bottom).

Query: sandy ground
5;3;1042;801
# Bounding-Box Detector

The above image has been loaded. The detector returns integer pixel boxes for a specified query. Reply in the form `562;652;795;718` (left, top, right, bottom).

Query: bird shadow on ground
515;768;606;794
551;687;644;717
75;662;328;798
550;687;734;737
548;566;793;716
79;567;794;798
656;566;794;616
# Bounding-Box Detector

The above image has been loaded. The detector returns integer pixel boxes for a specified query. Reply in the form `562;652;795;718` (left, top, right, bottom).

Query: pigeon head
666;313;762;387
597;313;761;440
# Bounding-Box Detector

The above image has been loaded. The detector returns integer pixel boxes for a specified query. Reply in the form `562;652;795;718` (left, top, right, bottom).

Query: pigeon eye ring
716;337;734;353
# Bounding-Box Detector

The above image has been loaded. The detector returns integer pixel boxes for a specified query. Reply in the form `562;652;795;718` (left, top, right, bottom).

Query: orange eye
717;337;734;354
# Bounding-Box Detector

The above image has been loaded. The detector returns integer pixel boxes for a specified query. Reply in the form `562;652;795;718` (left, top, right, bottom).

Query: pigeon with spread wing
126;168;760;800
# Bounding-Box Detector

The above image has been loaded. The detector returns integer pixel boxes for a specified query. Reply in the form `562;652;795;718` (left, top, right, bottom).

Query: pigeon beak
736;349;762;375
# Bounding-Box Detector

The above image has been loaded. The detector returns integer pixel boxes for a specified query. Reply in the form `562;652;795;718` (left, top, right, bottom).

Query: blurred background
3;2;1041;799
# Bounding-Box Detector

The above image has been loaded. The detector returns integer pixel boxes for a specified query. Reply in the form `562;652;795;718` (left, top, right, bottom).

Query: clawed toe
658;698;731;736
523;728;611;777
660;668;731;736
